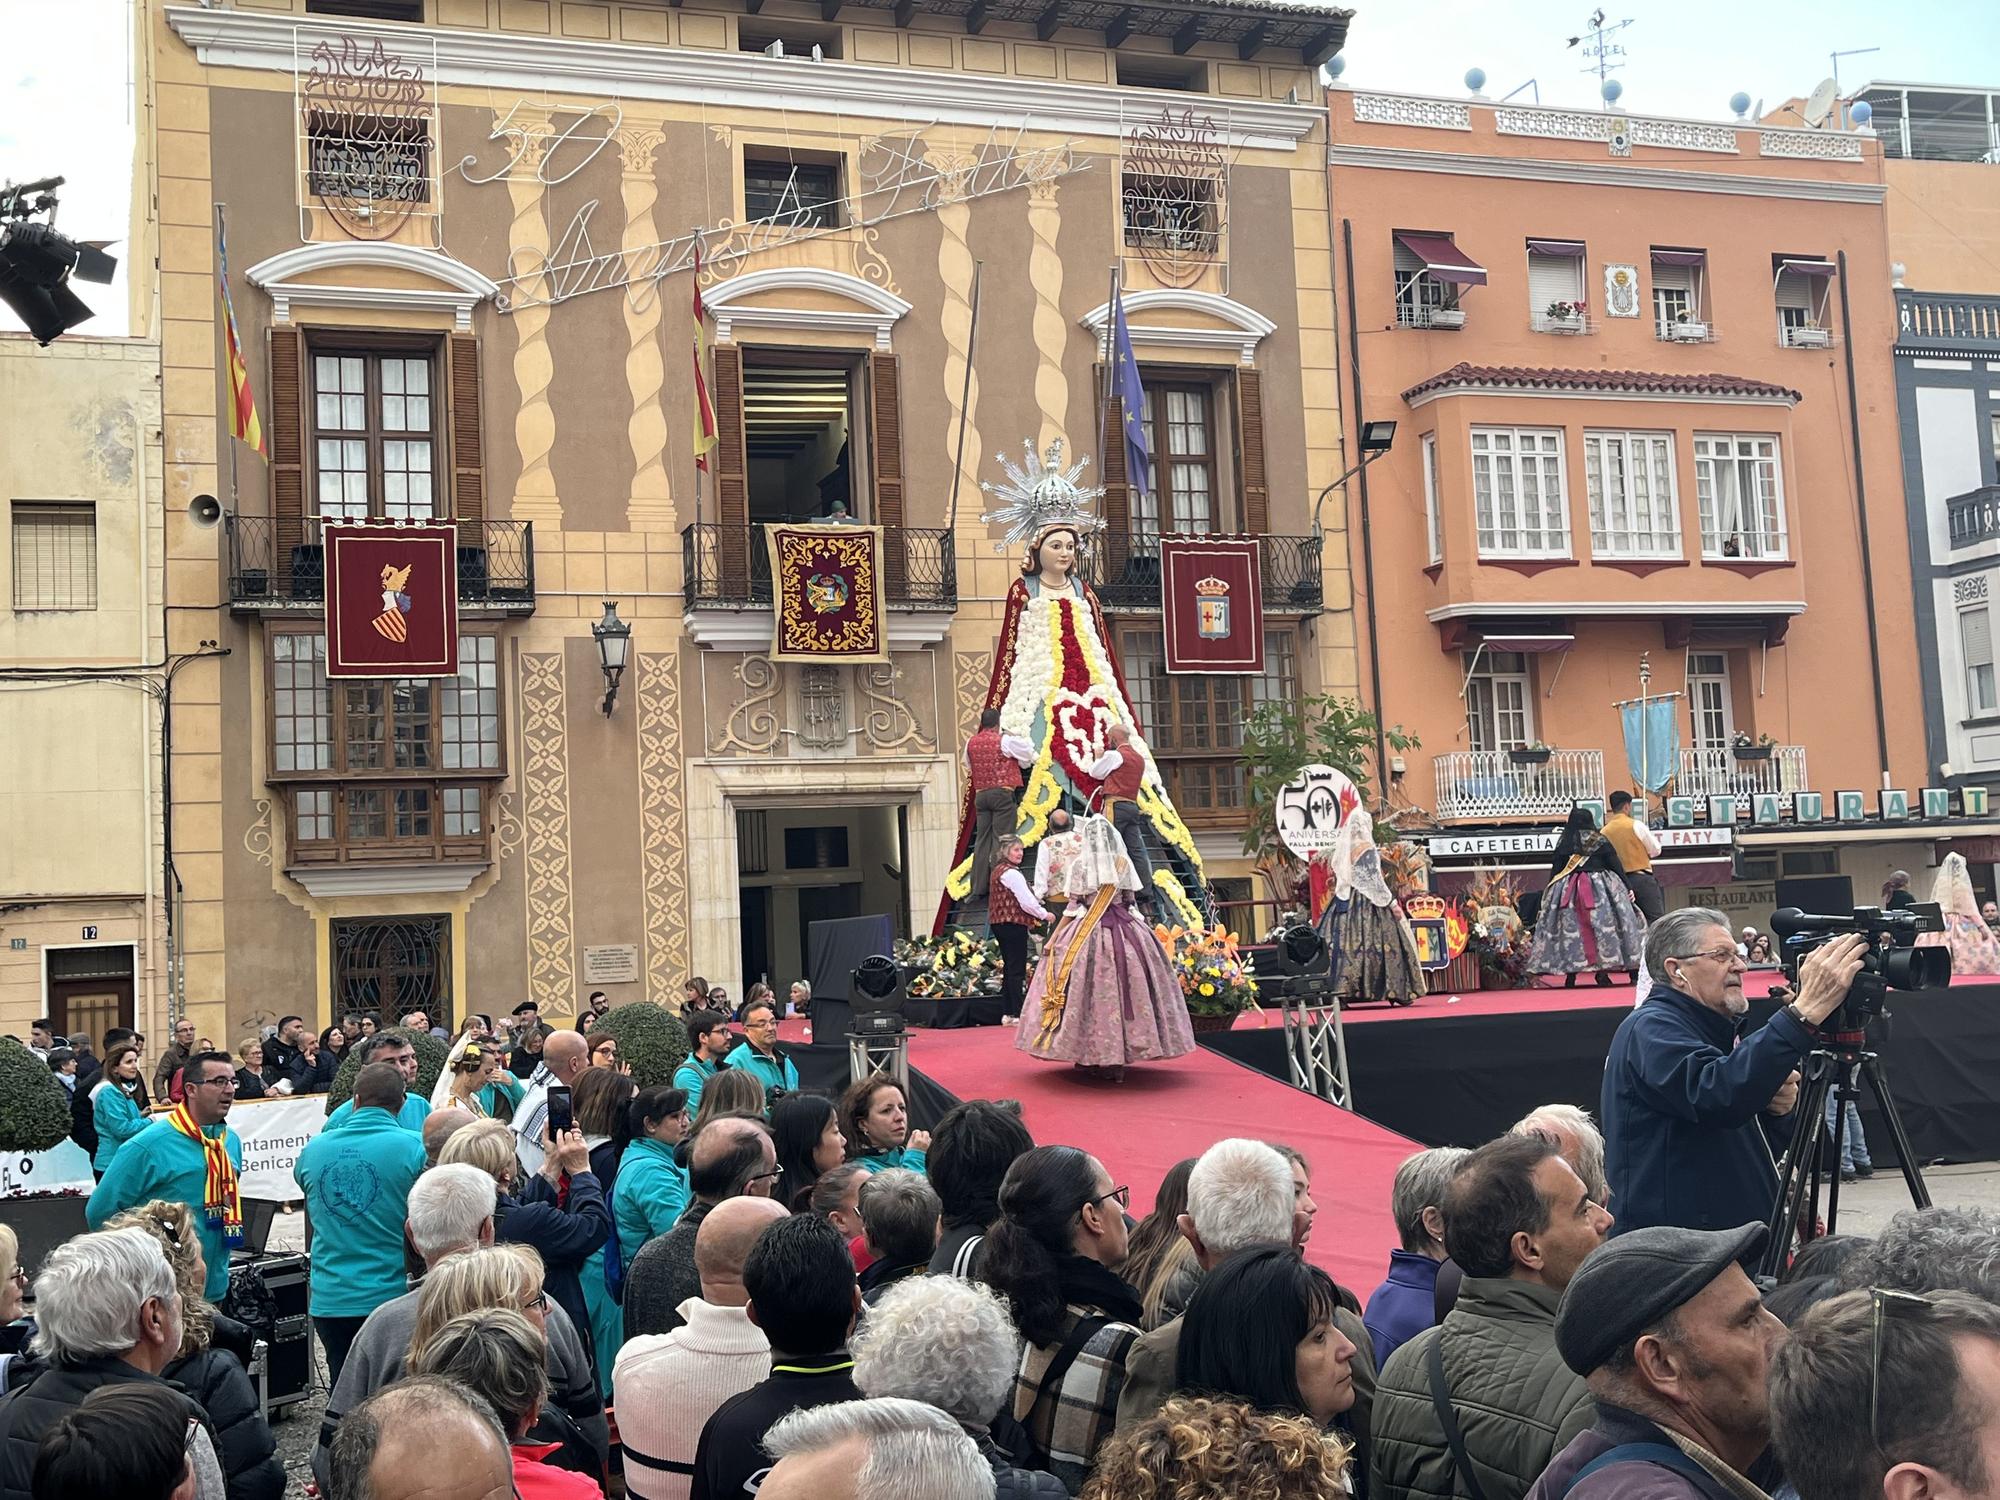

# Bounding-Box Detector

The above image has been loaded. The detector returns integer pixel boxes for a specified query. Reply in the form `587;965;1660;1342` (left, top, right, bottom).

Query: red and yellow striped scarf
167;1103;243;1249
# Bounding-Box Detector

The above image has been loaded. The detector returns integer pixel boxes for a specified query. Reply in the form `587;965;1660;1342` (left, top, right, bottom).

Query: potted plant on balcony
1667;309;1710;342
0;1037;92;1277
1731;732;1776;761
1543;299;1588;332
1507;740;1555;766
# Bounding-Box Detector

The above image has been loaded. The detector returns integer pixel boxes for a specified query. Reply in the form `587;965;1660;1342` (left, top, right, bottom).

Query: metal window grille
10;502;98;610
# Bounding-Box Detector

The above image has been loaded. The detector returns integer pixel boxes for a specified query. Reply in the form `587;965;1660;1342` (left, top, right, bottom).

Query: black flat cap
511;1001;540;1015
1556;1222;1767;1375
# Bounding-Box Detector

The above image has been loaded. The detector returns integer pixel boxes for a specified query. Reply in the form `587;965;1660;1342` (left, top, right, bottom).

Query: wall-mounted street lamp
1309;419;1397;535
592;600;632;716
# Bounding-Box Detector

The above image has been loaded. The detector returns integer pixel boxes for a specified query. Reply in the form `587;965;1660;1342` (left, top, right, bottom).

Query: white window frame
1464;650;1535;752
1687;650;1736;749
1774;263;1834;344
1526;246;1587;331
1583;430;1681;559
1422;432;1443;565
1693;433;1787;560
1470;426;1570;559
1393;242;1458;329
1963;607;1997;716
1650;255;1707;338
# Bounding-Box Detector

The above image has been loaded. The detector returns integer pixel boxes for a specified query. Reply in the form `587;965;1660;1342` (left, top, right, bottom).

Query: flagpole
215;202;240;517
1638;651;1652;817
944;259;983;535
1096;264;1119;485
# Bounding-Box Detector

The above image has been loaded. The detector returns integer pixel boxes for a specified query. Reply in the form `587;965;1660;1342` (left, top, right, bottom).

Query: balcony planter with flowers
1507;742;1555;766
1731;732;1776;762
1543;299;1588;333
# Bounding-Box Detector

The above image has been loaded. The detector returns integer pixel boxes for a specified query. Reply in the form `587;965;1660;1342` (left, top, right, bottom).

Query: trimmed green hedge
0;1037;75;1153
323;1027;450;1116
588;1003;689;1090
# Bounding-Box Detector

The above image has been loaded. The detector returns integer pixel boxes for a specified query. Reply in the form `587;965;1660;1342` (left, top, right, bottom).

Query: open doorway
743;352;865;522
736;803;907;991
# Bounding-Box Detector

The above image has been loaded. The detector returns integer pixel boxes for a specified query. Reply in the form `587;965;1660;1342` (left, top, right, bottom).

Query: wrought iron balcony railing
1676;744;1809;800
1434;749;1607;822
680;524;957;610
1085;531;1325;614
226;516;535;614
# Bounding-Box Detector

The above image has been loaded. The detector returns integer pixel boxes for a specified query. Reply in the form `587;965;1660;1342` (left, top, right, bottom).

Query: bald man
509;1028;590;1177
614;1197;787;1500
623;1117;778;1340
422;1104;477;1167
326;1375;513;1500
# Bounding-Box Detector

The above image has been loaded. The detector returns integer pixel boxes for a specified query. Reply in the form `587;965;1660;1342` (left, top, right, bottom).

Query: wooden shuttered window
868;351;907;595
1235;368;1270;537
269;326;307;592
447;332;485;544
710;343;751;595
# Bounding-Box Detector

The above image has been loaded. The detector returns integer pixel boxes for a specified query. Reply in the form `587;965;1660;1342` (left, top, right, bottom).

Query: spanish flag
692;240;718;473
217;219;266;461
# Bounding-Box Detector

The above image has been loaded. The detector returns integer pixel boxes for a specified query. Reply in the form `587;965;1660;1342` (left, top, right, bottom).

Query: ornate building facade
134;0;1355;1036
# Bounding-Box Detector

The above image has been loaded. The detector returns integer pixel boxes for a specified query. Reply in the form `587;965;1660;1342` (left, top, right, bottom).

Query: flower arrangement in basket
1154;921;1261;1033
1462;869;1533;990
894;927;1008;998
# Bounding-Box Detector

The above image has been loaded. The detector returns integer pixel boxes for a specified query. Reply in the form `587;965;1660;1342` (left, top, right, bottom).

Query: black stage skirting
908;996;1008;1029
1200;984;2000;1167
788;1040;960;1130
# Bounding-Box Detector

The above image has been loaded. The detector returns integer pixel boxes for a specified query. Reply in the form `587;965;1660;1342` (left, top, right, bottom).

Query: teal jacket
294;1106;429;1317
674;1055;721;1113
479;1074;525;1119
856;1144;928;1175
90;1081;150;1174
614;1135;690;1259
87;1118;243;1301
723;1042;799;1097
325;1093;432;1134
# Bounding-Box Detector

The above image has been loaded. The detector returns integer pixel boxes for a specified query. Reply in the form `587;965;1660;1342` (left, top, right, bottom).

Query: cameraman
1601;906;1866;1236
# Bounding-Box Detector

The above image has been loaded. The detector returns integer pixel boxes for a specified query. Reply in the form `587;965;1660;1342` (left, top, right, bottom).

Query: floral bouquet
1153;920;1261;1027
1461;869;1532;990
895;927;1010;998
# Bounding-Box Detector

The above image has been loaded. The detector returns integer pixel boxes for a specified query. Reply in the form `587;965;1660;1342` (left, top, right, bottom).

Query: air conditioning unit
1427;308;1467;329
1785;325;1830;348
1667;320;1709;342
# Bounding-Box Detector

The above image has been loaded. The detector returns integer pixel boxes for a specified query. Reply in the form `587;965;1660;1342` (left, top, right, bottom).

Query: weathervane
1566;9;1635;103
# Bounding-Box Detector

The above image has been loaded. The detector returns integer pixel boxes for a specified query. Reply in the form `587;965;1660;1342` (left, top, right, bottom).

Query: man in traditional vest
1088;723;1158;915
989;835;1054;1023
1601;790;1665;923
965;708;1035;910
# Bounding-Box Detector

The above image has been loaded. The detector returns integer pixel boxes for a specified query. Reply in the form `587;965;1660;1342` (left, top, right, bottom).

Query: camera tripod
1757;1027;1931;1280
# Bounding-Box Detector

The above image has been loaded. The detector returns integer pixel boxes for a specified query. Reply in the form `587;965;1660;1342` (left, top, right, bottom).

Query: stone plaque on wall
582;944;641;985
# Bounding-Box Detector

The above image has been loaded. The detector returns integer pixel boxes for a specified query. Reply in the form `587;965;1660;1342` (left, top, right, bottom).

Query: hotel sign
1427;826;1733;859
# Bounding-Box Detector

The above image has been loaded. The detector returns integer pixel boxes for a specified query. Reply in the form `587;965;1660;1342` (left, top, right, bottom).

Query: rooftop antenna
1565;8;1635;107
1829;46;1880;128
1502;78;1542;104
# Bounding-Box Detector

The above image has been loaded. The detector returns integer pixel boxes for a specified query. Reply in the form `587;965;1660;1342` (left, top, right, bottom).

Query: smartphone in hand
545;1085;574;1136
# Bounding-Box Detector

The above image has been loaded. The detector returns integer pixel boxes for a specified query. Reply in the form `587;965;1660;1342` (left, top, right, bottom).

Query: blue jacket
724;1042;798;1097
1602;990;1815;1234
613;1136;690;1261
855;1145;928;1175
293;1106;429;1317
324;1093;431;1134
86;1119;243;1301
674;1055;721;1113
89;1081;149;1174
496;1170;612;1346
1365;1250;1442;1366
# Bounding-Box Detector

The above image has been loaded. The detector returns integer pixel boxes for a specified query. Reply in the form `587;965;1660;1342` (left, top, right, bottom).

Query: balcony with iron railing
1434;748;1606;822
1948;487;2000;550
226;516;535;615
1086;531;1325;614
1675;744;1808;800
680;525;956;610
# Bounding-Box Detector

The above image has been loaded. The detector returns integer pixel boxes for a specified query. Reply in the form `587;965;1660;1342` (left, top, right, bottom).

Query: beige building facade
0;334;168;1042
136;0;1357;1032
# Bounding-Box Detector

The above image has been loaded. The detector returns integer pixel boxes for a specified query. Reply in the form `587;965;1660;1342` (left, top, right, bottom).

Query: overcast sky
3;0;1996;338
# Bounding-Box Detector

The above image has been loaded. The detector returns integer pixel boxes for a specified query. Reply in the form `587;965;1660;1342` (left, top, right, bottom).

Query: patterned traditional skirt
1527;870;1647;975
1924;917;2000;977
1321;898;1425;1004
1016;894;1196;1067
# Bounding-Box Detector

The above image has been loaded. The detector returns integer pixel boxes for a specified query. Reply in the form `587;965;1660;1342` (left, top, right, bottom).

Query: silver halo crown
980;438;1108;548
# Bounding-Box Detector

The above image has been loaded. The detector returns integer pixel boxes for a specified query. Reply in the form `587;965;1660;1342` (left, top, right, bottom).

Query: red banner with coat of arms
766;522;889;665
1160;536;1264;675
324;522;460;678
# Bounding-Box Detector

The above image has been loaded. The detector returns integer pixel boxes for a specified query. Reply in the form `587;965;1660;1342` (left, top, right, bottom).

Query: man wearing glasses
725;999;799;1099
1599;906;1865;1238
1528;1222;1786;1500
86;1053;245;1302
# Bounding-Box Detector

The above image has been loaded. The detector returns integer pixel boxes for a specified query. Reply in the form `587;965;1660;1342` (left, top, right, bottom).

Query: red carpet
903;1024;1411;1295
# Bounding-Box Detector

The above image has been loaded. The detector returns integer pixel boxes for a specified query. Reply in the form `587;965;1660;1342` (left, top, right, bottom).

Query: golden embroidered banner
766;522;889;665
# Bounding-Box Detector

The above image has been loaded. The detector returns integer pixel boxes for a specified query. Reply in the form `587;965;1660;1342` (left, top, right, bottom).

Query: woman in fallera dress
1316;809;1424;1006
1528;805;1646;985
1920;852;2000;977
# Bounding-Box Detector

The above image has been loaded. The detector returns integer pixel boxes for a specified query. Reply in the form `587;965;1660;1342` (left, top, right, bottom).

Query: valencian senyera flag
693;241;718;473
217;220;266;460
323;523;460;678
766;522;888;665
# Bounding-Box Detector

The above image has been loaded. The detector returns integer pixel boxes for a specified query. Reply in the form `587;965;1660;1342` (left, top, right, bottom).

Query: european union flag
1110;285;1152;504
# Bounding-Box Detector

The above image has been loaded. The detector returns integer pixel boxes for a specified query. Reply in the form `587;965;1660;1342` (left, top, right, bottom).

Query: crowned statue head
981;438;1107;586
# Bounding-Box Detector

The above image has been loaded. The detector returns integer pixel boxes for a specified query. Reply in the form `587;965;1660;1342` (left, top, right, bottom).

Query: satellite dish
1803;76;1839;127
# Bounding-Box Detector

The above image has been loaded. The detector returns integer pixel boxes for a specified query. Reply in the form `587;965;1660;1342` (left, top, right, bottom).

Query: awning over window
1395;231;1488;286
1526;239;1586;258
1480;633;1575;653
1776;258;1838;278
1651;248;1707;267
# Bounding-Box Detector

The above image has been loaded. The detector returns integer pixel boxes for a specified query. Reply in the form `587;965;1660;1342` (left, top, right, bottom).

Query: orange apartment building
1325;83;1973;918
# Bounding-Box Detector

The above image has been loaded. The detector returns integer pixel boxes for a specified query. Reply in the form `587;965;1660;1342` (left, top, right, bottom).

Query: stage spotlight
849;954;907;1037
1;177;119;346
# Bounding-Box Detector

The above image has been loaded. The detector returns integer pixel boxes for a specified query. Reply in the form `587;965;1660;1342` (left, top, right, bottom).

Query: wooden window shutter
868;352;907;596
447;333;485;545
268;326;306;593
1093;366;1133;539
1236;369;1270;536
710;344;750;596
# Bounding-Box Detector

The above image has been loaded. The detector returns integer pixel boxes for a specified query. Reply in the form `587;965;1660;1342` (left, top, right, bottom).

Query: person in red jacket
991;836;1054;1024
967;709;1036;908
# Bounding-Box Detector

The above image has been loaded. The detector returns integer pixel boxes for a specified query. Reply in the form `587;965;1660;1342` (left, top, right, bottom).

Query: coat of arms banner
1160;535;1264;675
766;522;889;665
324;522;460;678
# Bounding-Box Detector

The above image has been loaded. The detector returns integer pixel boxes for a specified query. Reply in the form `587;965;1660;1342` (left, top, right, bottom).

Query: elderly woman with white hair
851;1278;1066;1498
1362;1145;1468;1365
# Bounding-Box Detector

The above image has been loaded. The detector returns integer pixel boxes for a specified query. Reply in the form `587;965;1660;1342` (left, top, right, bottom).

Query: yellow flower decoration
1199;981;1216;996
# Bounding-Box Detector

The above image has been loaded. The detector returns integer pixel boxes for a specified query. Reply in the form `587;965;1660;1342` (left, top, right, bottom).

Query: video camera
1769;903;1951;1030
